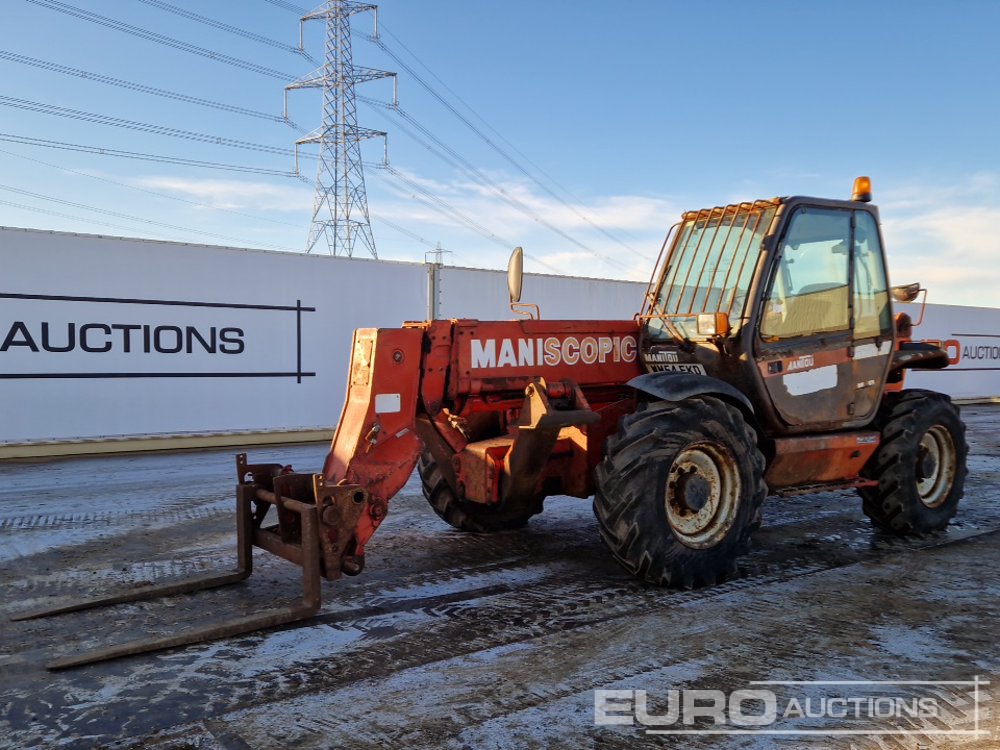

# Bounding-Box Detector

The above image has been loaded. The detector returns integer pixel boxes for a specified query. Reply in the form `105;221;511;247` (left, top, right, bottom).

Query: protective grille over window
643;200;778;340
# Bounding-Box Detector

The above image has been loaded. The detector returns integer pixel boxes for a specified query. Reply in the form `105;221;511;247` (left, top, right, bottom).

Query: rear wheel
593;396;766;588
418;451;541;532
860;390;967;533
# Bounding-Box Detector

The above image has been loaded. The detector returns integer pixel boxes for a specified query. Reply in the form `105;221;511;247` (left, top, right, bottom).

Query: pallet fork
11;454;368;670
12;328;426;669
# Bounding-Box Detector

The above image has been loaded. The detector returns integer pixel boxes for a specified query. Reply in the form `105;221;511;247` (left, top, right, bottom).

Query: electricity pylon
286;1;395;257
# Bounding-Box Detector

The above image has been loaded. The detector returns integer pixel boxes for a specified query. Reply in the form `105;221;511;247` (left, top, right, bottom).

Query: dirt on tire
860;388;968;533
593;395;766;588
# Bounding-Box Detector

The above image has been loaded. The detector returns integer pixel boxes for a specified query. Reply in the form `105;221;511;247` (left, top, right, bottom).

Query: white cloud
129;170;1000;307
127;168;676;282
369;167;678;281
880;177;1000;307
131;176;313;212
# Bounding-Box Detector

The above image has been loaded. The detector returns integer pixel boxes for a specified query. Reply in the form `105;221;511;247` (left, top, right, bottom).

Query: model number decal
470;335;637;369
650;363;706;375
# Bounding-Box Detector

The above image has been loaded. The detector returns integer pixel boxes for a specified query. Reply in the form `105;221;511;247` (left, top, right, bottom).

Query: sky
1;0;999;306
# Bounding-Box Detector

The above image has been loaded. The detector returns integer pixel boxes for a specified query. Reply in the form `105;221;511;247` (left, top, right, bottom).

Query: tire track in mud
3;491;986;641
4;451;1000;750
280;531;1000;750
0;498;230;531
2;477;986;612
11;526;999;750
10;561;834;749
0;500;872;625
0;508;235;573
2;524;586;609
95;528;1000;750
2;552;230;603
306;523;994;639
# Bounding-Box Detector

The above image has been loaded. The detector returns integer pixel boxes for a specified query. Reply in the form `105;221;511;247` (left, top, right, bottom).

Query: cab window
852;211;891;339
761;207;851;339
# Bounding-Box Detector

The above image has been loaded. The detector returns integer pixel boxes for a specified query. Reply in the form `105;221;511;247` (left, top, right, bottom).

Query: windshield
644;200;778;340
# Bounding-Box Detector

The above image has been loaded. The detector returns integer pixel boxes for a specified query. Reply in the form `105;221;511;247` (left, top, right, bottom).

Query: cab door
755;206;857;427
849;209;894;419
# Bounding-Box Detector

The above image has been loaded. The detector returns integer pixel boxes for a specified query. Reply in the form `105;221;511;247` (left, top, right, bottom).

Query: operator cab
640;177;897;435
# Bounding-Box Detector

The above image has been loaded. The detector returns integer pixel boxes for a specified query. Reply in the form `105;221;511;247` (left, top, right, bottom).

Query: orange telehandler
16;178;967;669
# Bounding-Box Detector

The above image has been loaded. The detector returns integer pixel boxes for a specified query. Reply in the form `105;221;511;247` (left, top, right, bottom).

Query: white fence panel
2;228;426;443
900;301;1000;399
438;266;645;321
3;226;998;450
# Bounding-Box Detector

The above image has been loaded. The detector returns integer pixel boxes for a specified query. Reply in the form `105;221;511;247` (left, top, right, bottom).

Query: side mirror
507;246;523;304
891;282;922;303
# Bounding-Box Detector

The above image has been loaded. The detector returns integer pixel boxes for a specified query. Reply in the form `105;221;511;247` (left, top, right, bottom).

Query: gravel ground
1;405;998;749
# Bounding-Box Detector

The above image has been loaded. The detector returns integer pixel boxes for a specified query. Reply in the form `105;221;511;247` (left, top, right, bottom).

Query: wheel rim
916;424;957;508
664;442;741;549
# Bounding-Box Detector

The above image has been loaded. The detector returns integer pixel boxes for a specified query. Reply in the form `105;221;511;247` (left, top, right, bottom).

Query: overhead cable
369;163;514;249
0;132;307;177
0;50;294;126
361;96;634;274
0;197;181;240
0;183;301;251
135;0;316;62
26;0;296;80
373;26;651;261
0;189;299;252
0;147;305;229
0;96;297;156
261;0;308;14
372;216;445;251
381;22;643;245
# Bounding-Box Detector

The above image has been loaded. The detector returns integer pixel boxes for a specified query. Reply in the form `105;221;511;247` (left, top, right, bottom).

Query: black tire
418;451;541;532
860;389;967;534
593;396;766;588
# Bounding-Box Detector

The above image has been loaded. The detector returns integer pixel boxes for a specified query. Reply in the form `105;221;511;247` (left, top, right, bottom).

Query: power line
261;0;308;14
371;163;514;249
26;0;296;80
373;207;559;273
0;147;305;229
379;24;544;174
0;183;291;247
0;197;184;240
372;216;443;251
371;159;563;273
0;163;564;272
364;99;600;260
380;22;644;246
361;96;634;274
0;183;299;252
255;9;646;272
135;0;316;62
0;132;307;177
0;96;297;157
0;50;294;126
371;26;651;261
0;148;560;271
14;0;597;275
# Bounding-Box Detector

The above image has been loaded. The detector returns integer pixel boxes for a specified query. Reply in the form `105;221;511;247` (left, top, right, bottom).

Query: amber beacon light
852;175;873;202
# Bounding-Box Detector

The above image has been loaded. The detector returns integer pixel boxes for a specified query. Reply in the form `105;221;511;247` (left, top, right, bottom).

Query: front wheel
593;396;766;588
860;390;967;534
